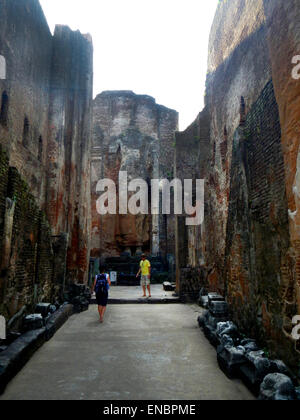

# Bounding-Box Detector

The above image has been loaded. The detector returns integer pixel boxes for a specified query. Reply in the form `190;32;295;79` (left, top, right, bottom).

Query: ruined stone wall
225;80;298;367
263;0;300;350
91;91;178;259
176;0;272;291
0;0;52;205
47;25;93;284
0;0;93;321
175;0;300;370
0;145;61;319
175;107;210;296
204;0;272;292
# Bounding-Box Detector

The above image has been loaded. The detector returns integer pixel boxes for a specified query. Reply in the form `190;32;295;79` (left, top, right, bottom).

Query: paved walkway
93;284;179;304
1;303;254;400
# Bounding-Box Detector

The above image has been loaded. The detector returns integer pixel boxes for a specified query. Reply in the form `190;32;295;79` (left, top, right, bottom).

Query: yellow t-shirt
140;259;151;276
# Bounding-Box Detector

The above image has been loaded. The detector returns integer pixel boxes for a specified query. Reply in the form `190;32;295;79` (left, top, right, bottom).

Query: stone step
90;297;180;305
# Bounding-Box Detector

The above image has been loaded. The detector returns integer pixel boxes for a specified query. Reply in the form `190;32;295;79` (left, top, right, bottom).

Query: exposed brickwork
91;91;178;259
0;0;93;320
225;81;298;367
0;165;52;318
175;0;300;372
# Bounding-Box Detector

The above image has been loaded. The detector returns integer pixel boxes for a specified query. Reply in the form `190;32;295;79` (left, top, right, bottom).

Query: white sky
39;0;218;130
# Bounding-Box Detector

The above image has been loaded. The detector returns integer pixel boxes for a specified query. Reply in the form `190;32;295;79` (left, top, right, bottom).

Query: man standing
136;254;151;298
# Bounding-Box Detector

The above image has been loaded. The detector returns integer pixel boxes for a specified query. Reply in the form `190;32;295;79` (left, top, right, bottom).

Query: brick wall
226;80;298;369
0;0;93;288
0;146;66;320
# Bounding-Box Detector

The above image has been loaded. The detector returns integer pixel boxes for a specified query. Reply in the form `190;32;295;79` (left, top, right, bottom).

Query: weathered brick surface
91;91;178;259
0;160;55;318
47;26;93;285
175;0;300;372
0;0;52;205
263;0;300;345
0;0;93;320
225;81;298;368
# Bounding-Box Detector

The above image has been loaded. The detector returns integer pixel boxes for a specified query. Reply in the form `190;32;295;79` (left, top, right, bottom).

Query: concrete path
92;284;179;304
1;303;254;400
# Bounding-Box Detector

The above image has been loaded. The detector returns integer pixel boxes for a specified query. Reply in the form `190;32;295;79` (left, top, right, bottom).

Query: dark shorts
96;291;108;307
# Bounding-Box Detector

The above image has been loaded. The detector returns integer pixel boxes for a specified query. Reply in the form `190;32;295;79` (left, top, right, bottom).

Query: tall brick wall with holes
225;80;298;369
263;0;300;351
0;0;93;317
175;0;273;297
47;25;93;285
0;0;93;325
174;0;300;371
0;0;52;205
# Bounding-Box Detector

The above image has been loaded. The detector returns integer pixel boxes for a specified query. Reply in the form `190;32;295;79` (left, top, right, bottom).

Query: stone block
49;305;57;314
220;334;234;348
208;293;224;305
216;321;238;338
23;314;44;332
35;303;51;318
206;314;229;330
203;324;220;348
163;282;175;292
217;345;247;378
239;351;278;395
199;295;209;308
197;310;209;328
259;373;296;400
240;338;259;353
209;300;229;317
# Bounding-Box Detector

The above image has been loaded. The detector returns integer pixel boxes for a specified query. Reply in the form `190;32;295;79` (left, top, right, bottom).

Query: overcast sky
39;0;218;130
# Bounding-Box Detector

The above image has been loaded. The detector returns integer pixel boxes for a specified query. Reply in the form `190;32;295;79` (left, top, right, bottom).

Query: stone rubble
259;373;296;401
198;291;299;398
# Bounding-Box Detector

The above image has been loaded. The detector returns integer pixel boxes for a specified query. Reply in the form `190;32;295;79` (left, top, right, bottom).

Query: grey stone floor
106;284;178;303
1;302;254;400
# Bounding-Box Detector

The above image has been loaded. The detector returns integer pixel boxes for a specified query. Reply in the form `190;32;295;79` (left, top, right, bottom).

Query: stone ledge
90;297;180;305
0;304;74;395
45;304;74;341
0;328;46;395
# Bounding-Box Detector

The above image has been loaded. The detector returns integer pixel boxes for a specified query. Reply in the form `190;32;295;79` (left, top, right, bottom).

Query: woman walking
92;267;111;323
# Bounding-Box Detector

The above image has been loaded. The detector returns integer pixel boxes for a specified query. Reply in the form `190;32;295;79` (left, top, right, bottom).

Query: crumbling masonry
175;0;300;371
0;0;299;374
0;0;93;318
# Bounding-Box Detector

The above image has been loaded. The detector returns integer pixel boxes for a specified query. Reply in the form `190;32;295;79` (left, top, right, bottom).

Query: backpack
95;273;108;294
